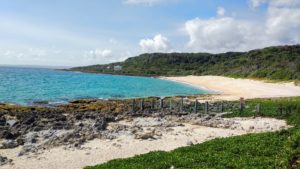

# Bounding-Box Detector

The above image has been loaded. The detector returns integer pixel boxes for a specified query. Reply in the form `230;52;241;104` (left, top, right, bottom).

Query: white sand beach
162;76;300;101
0;116;289;169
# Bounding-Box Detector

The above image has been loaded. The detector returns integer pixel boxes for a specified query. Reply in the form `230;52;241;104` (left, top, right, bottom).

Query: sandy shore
0;116;289;169
162;76;300;101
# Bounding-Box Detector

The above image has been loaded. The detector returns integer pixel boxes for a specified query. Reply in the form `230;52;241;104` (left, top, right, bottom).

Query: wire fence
116;97;300;117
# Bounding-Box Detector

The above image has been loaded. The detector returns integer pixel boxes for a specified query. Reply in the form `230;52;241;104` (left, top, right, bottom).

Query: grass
85;97;300;169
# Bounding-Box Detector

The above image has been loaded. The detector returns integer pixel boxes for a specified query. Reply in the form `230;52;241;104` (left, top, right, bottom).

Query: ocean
0;67;210;105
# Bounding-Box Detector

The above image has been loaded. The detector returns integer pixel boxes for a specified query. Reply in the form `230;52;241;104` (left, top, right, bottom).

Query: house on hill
113;65;122;71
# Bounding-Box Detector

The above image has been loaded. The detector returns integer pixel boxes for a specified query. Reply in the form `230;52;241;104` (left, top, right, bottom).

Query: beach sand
162;76;300;101
0;117;289;169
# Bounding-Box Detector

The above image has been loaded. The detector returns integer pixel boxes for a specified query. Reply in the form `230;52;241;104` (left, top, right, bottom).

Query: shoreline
159;76;222;94
162;75;300;101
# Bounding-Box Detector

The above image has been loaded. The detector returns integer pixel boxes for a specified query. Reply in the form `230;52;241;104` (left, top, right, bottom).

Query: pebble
186;140;194;146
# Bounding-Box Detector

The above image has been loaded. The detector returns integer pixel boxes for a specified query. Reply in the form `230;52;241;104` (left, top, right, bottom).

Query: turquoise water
0;67;210;105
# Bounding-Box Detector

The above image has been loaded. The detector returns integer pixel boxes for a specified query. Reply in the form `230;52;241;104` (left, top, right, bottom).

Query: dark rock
1;131;17;140
0;117;6;126
0;156;12;166
23;115;36;125
24;132;38;145
16;138;25;145
33;101;49;105
94;118;107;131
75;114;83;120
53;122;65;130
1;140;19;149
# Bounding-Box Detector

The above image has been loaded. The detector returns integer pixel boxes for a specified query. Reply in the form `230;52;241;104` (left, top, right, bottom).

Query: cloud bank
184;1;300;53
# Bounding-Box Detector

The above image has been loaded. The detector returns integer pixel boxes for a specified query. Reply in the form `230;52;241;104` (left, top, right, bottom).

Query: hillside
70;45;300;80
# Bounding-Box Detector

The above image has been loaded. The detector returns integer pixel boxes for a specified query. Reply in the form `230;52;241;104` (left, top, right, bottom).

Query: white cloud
217;7;226;17
139;34;171;53
249;0;267;8
82;49;134;65
185;17;264;53
184;3;300;53
266;6;300;43
249;0;300;8
85;49;113;60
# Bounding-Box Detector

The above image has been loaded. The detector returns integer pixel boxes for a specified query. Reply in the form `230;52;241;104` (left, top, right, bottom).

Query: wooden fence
127;97;250;114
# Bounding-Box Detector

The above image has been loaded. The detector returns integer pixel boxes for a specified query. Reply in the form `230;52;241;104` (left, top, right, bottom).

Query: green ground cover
85;97;300;169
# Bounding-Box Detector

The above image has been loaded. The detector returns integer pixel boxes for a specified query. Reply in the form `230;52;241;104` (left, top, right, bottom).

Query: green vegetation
70;45;300;80
85;97;300;169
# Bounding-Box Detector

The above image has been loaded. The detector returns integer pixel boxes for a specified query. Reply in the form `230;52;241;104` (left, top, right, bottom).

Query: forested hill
70;45;300;80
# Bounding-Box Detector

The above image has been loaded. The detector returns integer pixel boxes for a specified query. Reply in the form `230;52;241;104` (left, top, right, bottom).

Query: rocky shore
0;99;290;169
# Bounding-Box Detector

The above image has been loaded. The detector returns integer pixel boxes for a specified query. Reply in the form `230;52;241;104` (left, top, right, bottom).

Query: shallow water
0;67;210;105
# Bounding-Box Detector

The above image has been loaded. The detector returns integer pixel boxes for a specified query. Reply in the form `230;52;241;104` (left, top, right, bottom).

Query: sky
0;0;300;67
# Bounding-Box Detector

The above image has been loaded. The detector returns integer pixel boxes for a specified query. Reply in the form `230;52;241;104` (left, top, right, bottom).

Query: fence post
279;104;283;116
220;102;224;113
239;97;245;112
140;99;144;111
160;98;164;109
151;99;155;109
205;101;209;114
180;97;184;112
132;99;135;112
194;99;198;113
256;104;260;115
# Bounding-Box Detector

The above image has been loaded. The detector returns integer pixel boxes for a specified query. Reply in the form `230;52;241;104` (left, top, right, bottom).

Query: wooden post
256;104;260;115
160;98;164;109
140;99;144;111
279;104;283;116
194;99;198;113
205;101;209;114
180;97;184;112
132;99;135;112
124;100;128;112
239;97;245;112
169;99;172;110
220;102;224;112
151;99;155;109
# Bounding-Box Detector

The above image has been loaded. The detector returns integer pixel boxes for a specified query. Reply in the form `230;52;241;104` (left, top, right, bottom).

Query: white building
113;65;122;71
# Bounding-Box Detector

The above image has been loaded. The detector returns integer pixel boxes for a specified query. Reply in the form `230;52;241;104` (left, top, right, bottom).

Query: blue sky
0;0;299;66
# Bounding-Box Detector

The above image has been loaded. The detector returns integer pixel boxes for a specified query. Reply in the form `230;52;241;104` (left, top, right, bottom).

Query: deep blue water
0;67;210;105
